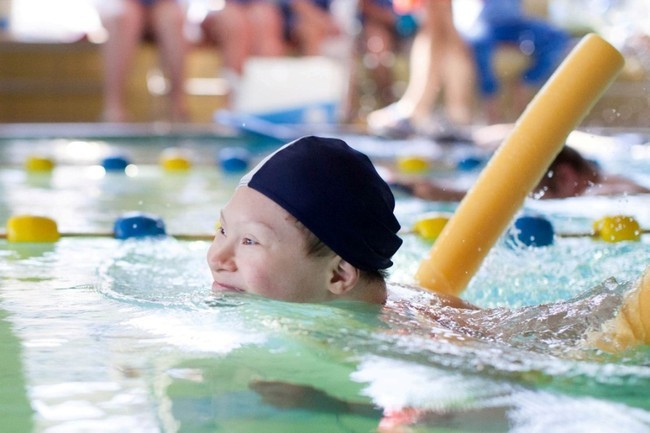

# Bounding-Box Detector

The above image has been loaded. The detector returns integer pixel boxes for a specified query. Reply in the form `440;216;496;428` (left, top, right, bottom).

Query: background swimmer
391;145;650;202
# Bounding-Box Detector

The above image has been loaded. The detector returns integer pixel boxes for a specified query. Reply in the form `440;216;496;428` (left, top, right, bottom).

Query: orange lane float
415;33;626;296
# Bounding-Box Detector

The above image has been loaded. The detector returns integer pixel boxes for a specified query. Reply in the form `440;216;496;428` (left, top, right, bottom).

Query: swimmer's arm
434;292;480;310
587;174;650;196
391;177;467;202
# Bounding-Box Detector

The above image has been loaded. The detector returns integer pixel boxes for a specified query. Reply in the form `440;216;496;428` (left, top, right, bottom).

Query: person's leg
434;0;474;126
367;0;474;135
150;0;189;121
99;0;146;122
201;2;252;75
288;0;340;56
246;1;287;57
361;15;399;107
397;15;438;121
365;26;433;136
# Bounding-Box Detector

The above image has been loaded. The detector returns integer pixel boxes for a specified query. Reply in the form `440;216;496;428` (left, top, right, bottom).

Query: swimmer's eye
218;226;226;236
242;237;258;246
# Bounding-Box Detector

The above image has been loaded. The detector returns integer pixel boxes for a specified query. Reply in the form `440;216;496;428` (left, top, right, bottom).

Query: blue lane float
218;147;252;173
507;215;555;248
101;155;130;172
456;155;486;171
113;213;167;239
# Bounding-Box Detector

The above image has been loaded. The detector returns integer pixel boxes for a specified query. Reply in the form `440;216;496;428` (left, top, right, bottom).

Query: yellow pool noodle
415;33;625;295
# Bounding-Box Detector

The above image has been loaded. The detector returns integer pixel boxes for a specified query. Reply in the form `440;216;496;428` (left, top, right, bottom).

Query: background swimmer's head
239;136;403;275
534;146;601;199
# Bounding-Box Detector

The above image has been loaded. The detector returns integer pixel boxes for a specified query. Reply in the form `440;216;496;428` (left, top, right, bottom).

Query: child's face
207;186;338;302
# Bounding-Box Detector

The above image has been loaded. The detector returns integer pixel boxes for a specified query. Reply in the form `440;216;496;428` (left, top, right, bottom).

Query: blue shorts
468;17;570;96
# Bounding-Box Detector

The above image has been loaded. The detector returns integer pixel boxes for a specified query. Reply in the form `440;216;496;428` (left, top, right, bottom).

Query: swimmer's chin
211;281;245;294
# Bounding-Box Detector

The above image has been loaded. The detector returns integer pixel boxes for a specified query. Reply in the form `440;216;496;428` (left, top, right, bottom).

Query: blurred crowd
83;0;649;129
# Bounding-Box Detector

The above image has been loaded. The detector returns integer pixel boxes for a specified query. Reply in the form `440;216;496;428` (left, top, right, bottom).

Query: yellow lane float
160;148;193;171
412;214;450;241
396;156;430;174
2;214;215;242
593;215;641;242
6;215;60;243
25;156;55;172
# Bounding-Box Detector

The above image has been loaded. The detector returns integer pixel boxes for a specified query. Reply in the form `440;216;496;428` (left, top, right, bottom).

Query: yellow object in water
25;156;55;172
160;147;193;171
161;156;192;171
415;33;625;296
589;267;650;352
6;215;61;243
396;156;429;174
593;215;641;242
413;215;450;241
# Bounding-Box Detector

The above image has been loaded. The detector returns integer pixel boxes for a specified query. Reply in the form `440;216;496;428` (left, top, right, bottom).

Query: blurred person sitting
200;0;287;106
278;0;341;56
366;0;476;139
465;0;570;123
97;0;189;122
391;145;650;202
354;0;417;115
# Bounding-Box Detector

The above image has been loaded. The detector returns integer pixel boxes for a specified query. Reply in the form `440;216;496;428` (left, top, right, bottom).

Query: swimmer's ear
328;258;359;296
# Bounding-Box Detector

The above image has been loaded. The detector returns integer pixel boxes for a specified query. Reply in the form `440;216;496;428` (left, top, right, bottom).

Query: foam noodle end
589;267;650;353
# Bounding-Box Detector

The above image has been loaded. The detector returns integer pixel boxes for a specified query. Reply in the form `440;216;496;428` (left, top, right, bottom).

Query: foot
366;103;416;139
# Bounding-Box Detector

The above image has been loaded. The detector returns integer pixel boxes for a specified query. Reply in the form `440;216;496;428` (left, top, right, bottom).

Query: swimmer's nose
207;237;236;272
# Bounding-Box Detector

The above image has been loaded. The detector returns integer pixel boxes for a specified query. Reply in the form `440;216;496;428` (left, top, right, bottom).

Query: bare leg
366;0;474;135
436;2;475;125
247;2;286;57
201;3;252;76
100;0;146;122
359;2;399;109
151;0;189;121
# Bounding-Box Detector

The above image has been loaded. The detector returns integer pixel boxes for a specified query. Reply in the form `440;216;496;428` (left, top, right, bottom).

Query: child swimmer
207;136;649;353
391;145;650;202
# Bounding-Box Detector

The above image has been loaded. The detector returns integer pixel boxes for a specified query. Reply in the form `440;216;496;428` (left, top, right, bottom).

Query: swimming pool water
1;130;649;433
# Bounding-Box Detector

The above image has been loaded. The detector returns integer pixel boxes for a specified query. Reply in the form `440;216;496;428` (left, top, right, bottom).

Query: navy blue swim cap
239;136;402;271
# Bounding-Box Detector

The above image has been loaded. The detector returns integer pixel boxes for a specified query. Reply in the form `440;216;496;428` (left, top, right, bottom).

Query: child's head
534;146;601;199
207;136;402;304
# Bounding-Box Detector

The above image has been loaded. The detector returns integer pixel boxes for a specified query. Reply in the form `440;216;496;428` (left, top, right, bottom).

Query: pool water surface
1;129;649;433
